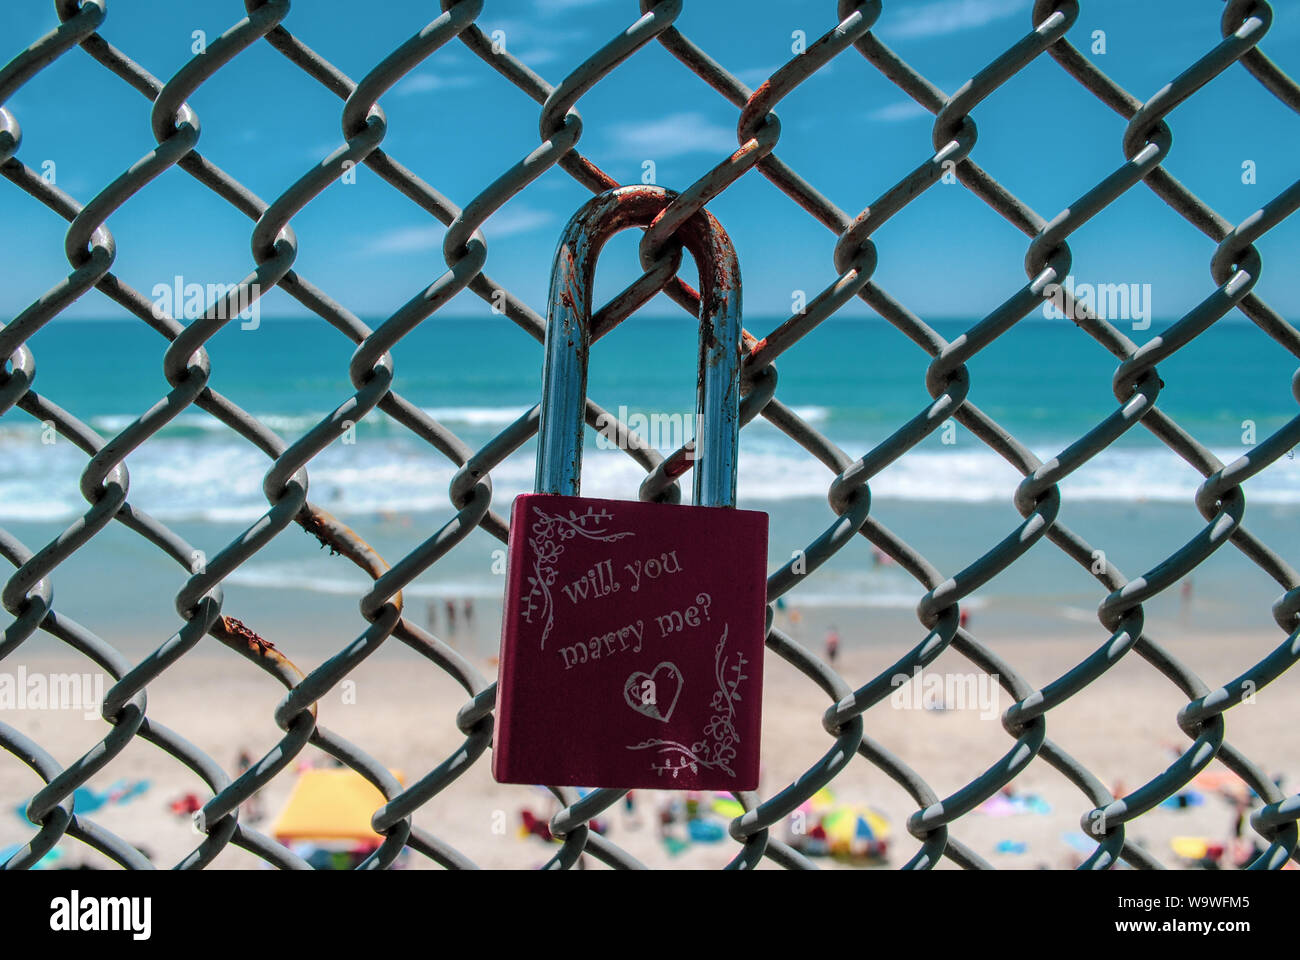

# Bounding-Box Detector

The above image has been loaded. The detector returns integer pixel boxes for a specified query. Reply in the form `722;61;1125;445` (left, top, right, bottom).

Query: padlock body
494;493;768;791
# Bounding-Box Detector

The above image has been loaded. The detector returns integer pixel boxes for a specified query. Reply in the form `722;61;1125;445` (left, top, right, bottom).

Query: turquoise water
3;315;1299;653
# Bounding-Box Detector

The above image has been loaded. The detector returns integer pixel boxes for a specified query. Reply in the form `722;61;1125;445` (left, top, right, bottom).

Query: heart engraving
623;662;682;723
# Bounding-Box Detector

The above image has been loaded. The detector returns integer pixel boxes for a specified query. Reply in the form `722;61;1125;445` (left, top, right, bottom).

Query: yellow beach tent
270;768;403;843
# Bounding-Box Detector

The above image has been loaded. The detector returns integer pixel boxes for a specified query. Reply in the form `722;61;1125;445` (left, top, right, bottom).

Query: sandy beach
3;604;1295;870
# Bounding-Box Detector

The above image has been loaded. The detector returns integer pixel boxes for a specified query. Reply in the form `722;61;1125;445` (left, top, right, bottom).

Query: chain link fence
1;0;1298;870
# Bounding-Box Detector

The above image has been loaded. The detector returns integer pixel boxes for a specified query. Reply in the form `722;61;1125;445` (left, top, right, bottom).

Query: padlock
493;186;768;791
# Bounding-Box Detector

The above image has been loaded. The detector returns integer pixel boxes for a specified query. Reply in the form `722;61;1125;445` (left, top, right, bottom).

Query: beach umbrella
809;787;836;813
850;808;891;857
817;804;890;856
821;807;862;853
711;795;745;819
271;768;404;843
855;809;890;841
1170;836;1210;861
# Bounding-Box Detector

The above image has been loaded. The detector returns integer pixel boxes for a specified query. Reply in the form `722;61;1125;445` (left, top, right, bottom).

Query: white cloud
363;206;554;255
365;225;444;255
395;72;476;96
736;64;781;89
483;206;555;238
306;140;345;161
606;111;737;159
883;0;1026;39
868;100;931;122
481;19;586;52
513;48;562;66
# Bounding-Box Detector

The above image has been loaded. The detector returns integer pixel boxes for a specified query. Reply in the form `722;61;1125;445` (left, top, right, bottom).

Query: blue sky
1;0;1298;323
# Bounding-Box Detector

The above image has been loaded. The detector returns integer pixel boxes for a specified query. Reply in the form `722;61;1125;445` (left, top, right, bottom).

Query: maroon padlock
493;187;768;791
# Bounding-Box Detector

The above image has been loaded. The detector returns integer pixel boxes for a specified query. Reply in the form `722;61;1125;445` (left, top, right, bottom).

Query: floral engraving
627;625;747;778
520;505;633;648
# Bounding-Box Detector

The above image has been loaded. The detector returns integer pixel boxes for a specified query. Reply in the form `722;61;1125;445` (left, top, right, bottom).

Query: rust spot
578;157;619;192
300;511;341;556
222;615;275;656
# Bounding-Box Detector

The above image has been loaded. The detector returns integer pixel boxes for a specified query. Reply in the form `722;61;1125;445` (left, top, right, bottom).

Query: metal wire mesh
2;0;1299;870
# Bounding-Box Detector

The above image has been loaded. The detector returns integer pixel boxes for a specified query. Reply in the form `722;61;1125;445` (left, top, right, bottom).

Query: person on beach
824;628;840;666
236;749;264;823
1229;798;1262;868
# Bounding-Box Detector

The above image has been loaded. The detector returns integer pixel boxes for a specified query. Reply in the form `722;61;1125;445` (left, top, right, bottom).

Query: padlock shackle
537;186;742;508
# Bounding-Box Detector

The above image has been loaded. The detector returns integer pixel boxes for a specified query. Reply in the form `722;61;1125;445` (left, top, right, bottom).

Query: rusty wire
1;0;1299;870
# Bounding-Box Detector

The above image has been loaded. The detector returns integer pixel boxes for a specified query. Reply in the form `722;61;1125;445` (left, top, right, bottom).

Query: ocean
4;315;1299;655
